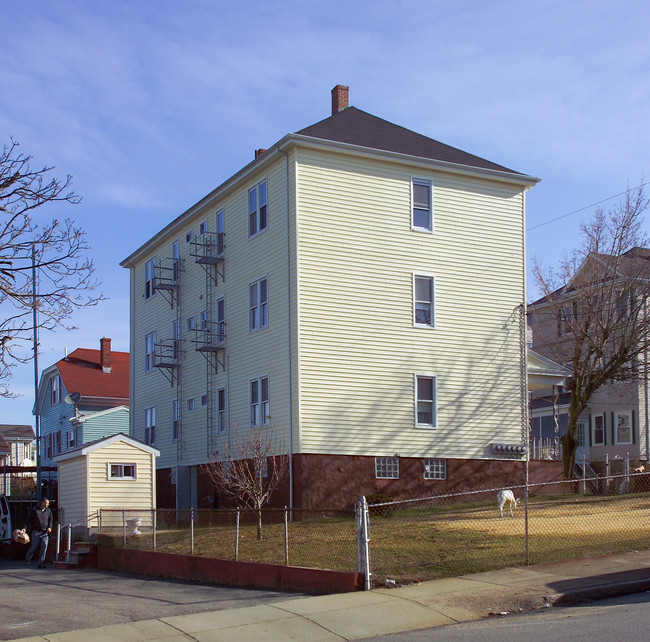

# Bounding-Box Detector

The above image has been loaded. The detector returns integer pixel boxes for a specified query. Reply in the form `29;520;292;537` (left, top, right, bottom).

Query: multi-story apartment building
122;86;540;509
34;338;129;468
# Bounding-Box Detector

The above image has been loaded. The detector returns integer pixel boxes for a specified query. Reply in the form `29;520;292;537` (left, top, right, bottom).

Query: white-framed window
55;430;62;455
413;274;435;327
200;393;208;407
614;411;632;444
144;407;156;445
415;375;437;428
108;463;137;480
592;414;604;446
248;179;268;238
217;387;226;434
577;420;587;448
45;434;52;460
172;319;180;361
186;316;195;334
172;400;179;443
145;331;156;373
199;219;208;236
66;429;75;450
172;240;180;282
216;209;225;256
145;258;156;299
186;397;195;413
411;178;432;232
216;297;225;344
250;376;269;427
375;456;399;479
200;310;208;331
185;229;194;244
424;458;446;480
50;374;61;406
249;277;268;332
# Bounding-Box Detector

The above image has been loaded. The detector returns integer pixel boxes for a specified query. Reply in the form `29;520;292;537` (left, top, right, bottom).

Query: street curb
552;577;650;607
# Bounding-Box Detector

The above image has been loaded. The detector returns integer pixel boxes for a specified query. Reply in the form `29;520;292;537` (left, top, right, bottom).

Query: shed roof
54;432;159;462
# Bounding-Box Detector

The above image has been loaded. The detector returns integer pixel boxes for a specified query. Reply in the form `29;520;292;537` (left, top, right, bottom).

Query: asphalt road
364;591;650;641
0;559;307;640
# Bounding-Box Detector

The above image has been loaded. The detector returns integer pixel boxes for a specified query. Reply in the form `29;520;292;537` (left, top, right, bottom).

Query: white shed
54;433;159;532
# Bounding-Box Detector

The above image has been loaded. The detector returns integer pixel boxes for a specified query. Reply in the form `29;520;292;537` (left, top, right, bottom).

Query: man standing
25;497;53;569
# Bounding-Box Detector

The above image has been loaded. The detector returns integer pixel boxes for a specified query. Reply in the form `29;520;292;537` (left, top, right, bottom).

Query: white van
0;495;11;543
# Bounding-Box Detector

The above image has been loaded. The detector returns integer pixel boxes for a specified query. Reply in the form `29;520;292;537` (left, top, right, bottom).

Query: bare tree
204;425;289;539
0;139;103;396
530;183;650;477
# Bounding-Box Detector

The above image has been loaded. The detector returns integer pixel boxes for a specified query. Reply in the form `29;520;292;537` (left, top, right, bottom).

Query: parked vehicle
0;495;11;543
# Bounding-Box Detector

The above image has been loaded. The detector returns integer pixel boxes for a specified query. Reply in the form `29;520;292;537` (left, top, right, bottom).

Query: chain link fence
92;472;650;588
364;471;650;586
98;507;357;572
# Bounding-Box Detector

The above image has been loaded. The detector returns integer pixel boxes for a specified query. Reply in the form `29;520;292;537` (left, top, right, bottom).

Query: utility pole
32;244;41;501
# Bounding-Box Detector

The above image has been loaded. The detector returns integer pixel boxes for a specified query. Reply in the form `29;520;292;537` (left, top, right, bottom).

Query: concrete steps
54;541;97;570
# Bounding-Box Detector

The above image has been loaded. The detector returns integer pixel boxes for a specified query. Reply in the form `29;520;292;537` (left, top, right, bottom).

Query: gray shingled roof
0;424;35;441
296;106;523;176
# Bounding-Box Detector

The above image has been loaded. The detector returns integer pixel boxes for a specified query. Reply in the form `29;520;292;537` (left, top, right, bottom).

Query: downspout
277;144;294;510
639;301;650;463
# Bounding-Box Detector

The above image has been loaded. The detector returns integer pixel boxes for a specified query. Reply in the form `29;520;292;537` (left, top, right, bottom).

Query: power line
527;180;650;232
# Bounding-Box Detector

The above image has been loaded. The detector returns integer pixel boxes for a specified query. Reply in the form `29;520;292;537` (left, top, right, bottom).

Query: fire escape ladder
191;232;225;286
153;257;183;308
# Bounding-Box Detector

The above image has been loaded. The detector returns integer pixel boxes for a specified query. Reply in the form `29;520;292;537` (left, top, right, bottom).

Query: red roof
57;348;129;400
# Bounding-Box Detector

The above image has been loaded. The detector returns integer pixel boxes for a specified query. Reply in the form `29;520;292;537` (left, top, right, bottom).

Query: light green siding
294;148;526;459
81;408;130;443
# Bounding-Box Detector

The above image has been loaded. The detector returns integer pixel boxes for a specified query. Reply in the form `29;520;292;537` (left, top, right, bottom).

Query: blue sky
1;0;649;424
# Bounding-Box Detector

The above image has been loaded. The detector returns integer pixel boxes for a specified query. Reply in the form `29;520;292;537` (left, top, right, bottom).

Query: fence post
284;506;289;566
190;508;194;555
98;509;102;536
56;523;61;561
605;454;610;494
582;455;586;495
235;508;240;561
66;523;72;563
357;496;371;590
122;509;126;548
152;508;157;551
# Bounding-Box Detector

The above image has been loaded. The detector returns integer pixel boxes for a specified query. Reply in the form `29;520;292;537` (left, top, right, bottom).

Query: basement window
108;463;137;480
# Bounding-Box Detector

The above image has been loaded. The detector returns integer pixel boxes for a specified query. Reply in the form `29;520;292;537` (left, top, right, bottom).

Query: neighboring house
34;338;129;469
121;85;540;510
528;247;650;474
54;432;158;533
0;424;36;496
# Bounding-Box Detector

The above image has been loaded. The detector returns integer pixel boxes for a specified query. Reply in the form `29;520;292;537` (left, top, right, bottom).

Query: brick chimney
254;148;267;159
331;84;349;115
100;337;112;373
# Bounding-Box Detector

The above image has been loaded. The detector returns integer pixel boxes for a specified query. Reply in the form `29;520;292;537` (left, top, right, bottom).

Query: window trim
411;177;433;232
186;316;195;334
144;407;156;446
248;179;268;239
145;257;156;299
375;456;399;479
108;463;137;480
413;273;436;328
50;374;62;406
172;399;179;443
414;374;437;429
200;393;208;408
145;331;156;373
250;375;270;427
423;458;446;480
248;276;269;333
186;397;195;414
613;410;633;445
592;413;605;446
217;386;227;434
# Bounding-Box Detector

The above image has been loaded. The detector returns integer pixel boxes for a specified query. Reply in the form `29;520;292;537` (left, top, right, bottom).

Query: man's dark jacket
25;506;53;532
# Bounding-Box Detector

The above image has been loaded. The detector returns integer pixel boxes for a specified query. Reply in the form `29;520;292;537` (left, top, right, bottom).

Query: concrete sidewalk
14;549;650;641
